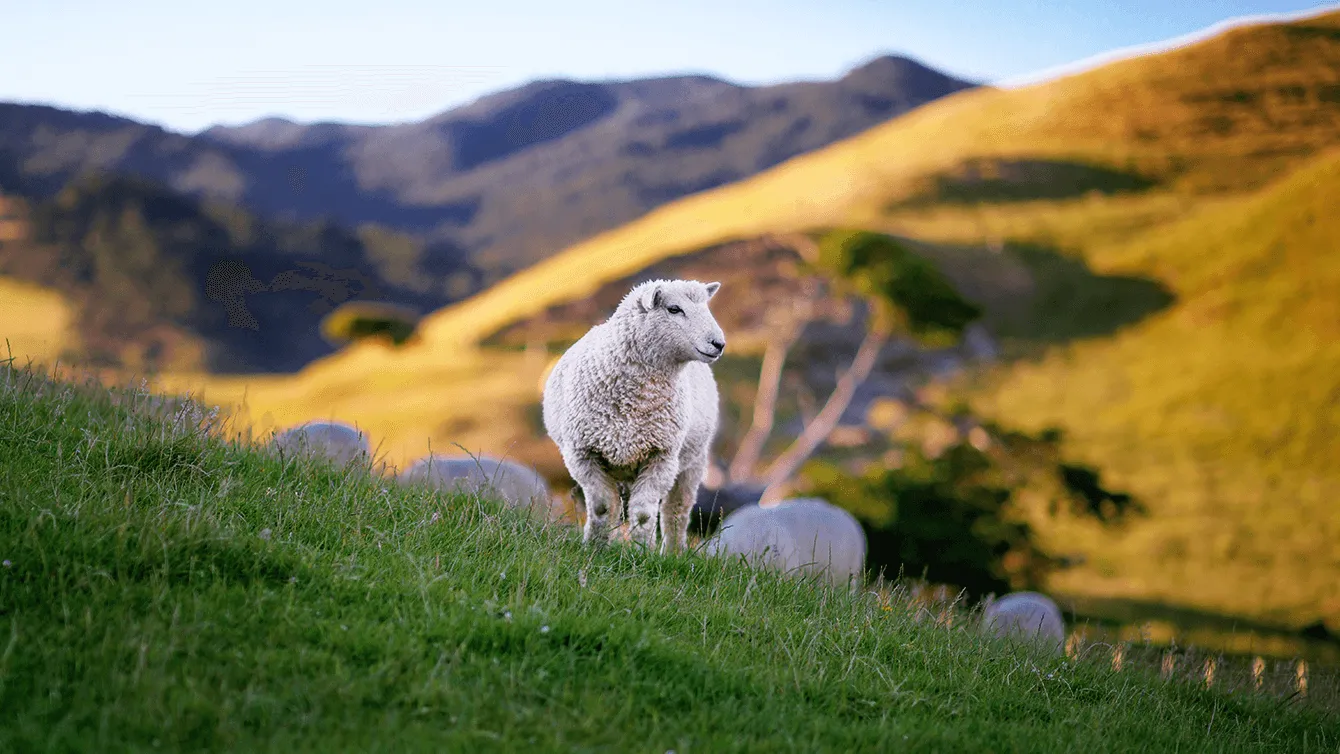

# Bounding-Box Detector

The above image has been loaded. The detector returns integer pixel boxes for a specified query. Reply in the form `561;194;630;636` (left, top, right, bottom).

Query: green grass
2;364;1337;752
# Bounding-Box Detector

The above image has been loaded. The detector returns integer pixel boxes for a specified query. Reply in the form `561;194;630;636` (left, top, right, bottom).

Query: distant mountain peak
840;53;982;90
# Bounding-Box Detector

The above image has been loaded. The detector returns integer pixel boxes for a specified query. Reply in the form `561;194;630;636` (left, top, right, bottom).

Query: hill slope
0;56;976;288
0;174;475;372
148;9;1340;631
1;362;1333;751
967;148;1340;626
396;7;1340;350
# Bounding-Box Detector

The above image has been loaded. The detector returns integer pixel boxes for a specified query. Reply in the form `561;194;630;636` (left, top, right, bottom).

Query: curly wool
542;278;726;552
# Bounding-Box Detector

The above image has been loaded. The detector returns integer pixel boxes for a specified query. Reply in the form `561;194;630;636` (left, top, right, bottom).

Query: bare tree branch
793;378;818;427
758;323;888;505
728;325;799;483
726;272;818;483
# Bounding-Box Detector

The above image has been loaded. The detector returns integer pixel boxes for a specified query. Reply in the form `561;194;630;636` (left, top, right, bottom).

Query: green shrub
320;301;420;346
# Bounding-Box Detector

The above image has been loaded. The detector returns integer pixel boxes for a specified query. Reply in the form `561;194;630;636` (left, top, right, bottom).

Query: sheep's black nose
711;339;726;352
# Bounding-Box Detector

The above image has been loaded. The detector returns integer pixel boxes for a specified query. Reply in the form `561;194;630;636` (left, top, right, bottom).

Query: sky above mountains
4;0;1336;134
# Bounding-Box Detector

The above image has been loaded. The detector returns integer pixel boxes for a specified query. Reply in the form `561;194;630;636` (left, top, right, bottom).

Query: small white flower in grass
259;528;273;541
2;560;10;568
341;625;349;631
503;610;513;622
289;577;298;584
540;625;550;634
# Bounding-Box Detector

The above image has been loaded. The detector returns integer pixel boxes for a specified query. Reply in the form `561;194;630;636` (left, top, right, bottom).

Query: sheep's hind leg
566;453;623;546
660;458;705;556
626;454;680;550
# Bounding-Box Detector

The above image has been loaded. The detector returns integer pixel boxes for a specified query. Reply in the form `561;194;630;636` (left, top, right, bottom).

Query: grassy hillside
124;8;1340;634
1;361;1335;752
0;277;73;366
963;149;1340;627
0;175;475;373
395;7;1340;350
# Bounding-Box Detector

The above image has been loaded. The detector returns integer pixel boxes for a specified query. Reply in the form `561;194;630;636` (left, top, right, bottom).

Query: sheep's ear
638;284;662;312
704;281;721;299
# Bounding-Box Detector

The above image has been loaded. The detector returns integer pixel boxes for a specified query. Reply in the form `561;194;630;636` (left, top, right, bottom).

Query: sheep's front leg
564;450;623;546
626;452;680;550
660;454;706;556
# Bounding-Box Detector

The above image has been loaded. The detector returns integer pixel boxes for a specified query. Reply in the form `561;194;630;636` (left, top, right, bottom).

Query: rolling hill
0;55;975;291
0;172;477;372
148;7;1340;633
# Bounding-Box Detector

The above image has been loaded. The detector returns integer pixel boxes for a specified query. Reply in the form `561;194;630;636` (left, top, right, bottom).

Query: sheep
980;591;1066;653
399;454;556;518
691;481;765;538
272;420;370;466
704;497;867;590
542;278;726;553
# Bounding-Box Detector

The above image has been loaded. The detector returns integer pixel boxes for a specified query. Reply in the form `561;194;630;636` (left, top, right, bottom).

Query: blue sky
3;0;1335;134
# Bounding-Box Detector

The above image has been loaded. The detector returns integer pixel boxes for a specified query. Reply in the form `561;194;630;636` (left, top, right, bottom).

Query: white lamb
399;453;556;518
542;278;726;553
705;498;867;590
272;420;370;466
981;591;1067;653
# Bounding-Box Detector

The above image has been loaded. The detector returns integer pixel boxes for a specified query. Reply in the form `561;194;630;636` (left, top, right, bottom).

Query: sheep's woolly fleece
273;421;369;466
399;453;556;518
981;591;1067;653
542;278;726;553
705;497;867;590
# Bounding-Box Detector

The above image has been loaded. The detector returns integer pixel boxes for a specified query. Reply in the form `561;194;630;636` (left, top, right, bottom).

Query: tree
705;230;1142;597
802;441;1055;598
722;229;983;504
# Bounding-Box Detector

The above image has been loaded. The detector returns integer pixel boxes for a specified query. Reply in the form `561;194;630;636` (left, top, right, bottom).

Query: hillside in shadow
0;55;978;292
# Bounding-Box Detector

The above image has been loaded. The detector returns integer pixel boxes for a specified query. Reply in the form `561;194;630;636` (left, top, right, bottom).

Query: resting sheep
705;497;867;590
542;278;726;553
981;591;1067;653
399;454;555;517
273;420;370;466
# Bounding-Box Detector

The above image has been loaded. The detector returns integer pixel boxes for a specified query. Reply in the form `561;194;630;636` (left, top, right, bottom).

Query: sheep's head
622;279;727;365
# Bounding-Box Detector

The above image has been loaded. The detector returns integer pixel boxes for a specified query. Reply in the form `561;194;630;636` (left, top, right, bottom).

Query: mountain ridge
1;54;977;291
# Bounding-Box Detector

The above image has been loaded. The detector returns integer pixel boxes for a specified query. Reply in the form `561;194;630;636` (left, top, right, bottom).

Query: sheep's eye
666;305;683;315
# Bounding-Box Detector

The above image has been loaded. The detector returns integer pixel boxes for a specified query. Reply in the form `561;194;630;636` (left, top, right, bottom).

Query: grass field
5;9;1339;647
1;359;1337;752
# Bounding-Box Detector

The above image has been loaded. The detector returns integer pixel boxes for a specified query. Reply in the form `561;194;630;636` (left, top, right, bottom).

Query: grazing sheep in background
981;591;1067;653
273;420;370;466
691;482;765;538
399;454;556;518
542;278;726;553
705;497;867;590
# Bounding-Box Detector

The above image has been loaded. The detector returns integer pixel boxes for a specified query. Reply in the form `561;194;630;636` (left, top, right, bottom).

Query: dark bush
320;301;420;347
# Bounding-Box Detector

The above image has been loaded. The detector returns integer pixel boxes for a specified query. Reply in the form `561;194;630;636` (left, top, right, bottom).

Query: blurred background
2;0;1338;668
